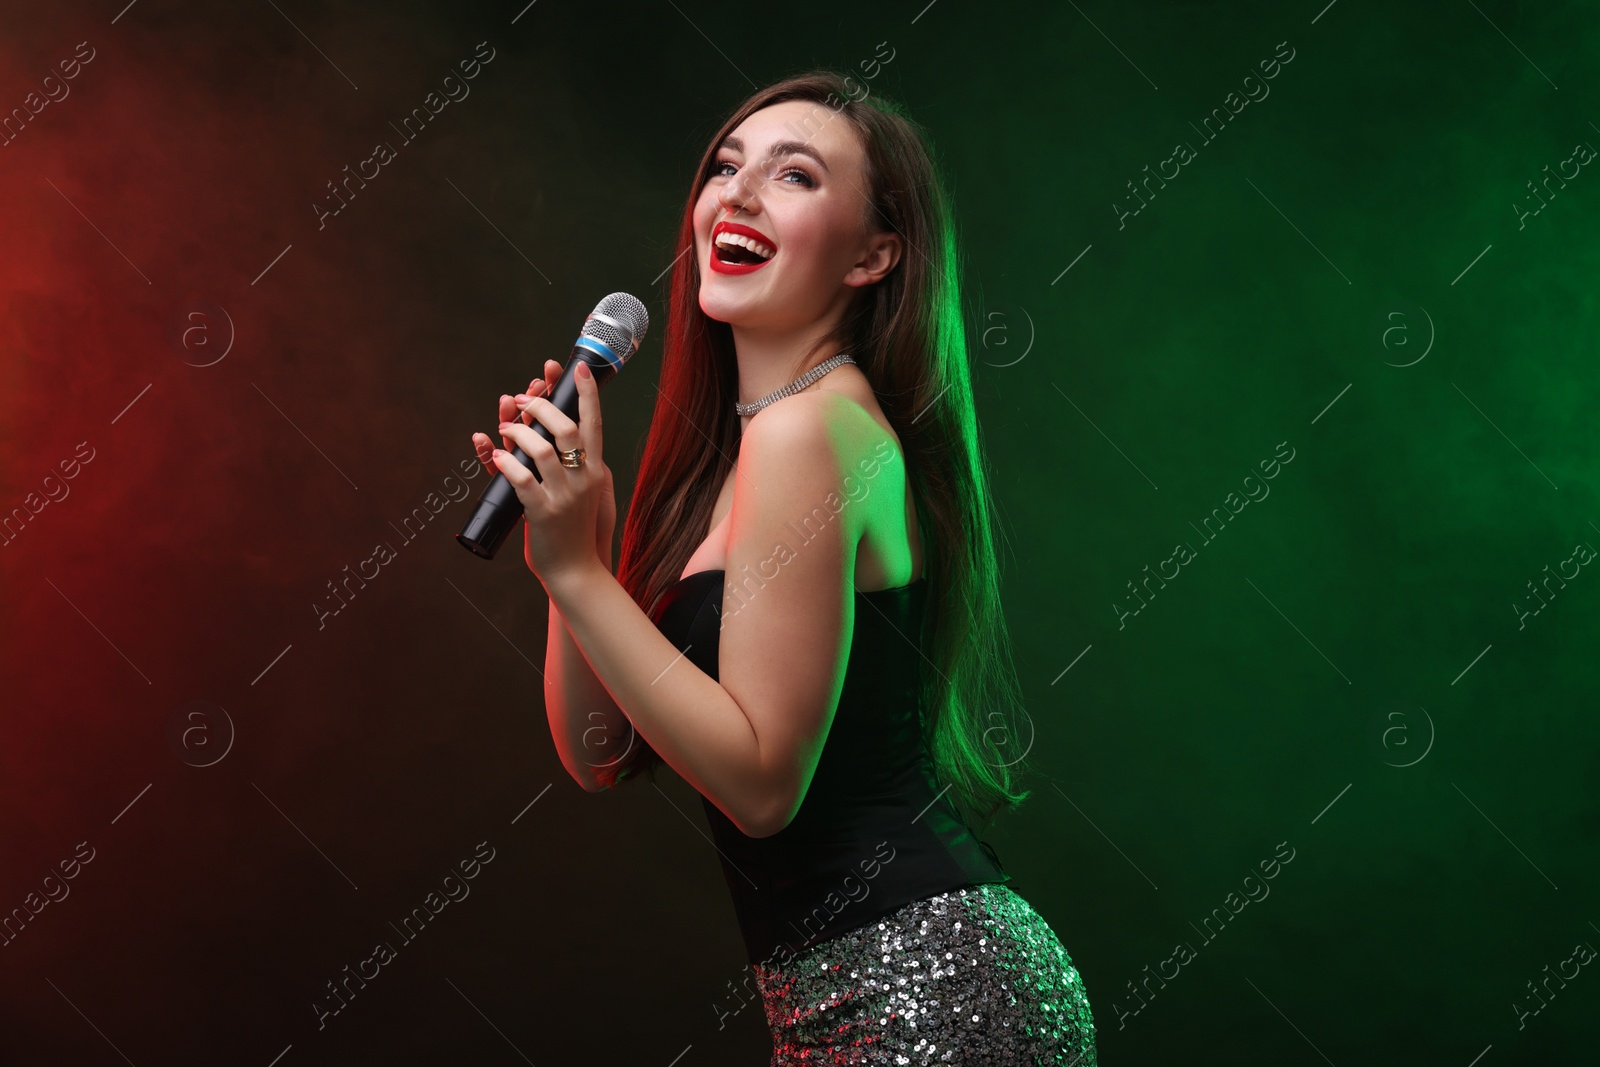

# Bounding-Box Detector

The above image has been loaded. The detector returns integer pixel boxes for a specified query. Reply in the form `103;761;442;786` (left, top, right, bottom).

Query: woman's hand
470;359;615;583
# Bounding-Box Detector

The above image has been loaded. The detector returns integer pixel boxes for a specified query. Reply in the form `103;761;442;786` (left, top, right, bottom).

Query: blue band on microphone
574;336;623;370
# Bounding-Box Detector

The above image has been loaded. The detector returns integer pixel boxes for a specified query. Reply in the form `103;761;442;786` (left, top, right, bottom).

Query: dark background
2;0;1596;1063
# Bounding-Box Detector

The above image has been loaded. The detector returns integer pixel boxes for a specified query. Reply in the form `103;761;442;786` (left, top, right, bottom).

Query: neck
730;323;838;414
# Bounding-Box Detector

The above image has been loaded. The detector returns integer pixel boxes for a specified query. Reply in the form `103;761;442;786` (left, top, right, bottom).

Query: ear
843;229;903;288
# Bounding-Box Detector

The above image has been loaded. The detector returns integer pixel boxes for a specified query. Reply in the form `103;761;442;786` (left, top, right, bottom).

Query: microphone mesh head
583;293;649;365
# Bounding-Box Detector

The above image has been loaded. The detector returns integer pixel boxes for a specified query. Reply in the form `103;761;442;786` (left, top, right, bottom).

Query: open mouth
714;241;771;265
711;222;777;271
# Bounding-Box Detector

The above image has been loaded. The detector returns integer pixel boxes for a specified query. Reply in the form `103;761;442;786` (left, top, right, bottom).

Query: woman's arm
475;367;633;792
483;367;633;793
539;393;875;837
545;597;635;792
543;499;640;792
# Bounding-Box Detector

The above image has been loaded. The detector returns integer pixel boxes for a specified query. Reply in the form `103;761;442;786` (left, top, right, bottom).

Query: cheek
778;224;841;278
694;189;718;227
787;201;856;261
688;199;704;232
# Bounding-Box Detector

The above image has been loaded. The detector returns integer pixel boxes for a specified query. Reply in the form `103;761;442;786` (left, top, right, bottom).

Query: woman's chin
698;291;761;325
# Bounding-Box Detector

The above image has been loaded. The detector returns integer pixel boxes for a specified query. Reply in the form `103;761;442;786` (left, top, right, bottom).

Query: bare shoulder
743;389;861;448
742;389;886;476
739;393;867;496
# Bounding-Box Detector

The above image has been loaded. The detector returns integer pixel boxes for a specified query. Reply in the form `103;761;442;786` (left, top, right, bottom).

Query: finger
513;395;580;450
497;419;565;485
489;445;543;502
471;431;498;474
574;361;603;466
497;393;529;451
514;379;550;426
512;364;561;428
500;396;524;452
512;361;573;415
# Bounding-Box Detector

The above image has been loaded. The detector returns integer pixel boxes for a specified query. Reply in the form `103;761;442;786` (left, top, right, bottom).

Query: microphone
456;292;649;560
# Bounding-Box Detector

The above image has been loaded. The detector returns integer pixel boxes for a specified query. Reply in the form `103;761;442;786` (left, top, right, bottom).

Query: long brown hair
597;70;1036;831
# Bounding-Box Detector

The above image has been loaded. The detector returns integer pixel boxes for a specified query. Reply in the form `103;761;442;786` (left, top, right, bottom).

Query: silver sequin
752;884;1097;1065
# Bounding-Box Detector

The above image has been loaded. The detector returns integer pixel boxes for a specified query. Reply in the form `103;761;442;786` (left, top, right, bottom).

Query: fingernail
577;362;592;379
514;394;530;402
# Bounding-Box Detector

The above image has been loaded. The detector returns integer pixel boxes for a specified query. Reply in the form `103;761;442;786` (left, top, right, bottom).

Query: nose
718;167;763;215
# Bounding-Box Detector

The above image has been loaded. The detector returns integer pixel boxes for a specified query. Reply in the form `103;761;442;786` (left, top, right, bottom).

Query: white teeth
714;232;775;259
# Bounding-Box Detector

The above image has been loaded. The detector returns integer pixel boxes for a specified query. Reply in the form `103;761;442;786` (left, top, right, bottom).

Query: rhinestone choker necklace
735;354;856;417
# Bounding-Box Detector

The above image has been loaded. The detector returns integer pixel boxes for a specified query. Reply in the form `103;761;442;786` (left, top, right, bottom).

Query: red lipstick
709;220;777;275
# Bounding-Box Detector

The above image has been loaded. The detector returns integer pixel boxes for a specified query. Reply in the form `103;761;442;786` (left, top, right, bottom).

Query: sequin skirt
751;883;1096;1065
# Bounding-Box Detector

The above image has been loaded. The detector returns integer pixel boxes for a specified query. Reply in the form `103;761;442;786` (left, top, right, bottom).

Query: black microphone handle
456;348;618;560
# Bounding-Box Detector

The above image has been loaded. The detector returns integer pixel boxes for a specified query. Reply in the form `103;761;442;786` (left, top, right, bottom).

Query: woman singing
471;70;1097;1066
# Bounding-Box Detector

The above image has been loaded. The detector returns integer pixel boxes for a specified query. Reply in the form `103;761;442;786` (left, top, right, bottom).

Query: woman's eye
711;160;814;187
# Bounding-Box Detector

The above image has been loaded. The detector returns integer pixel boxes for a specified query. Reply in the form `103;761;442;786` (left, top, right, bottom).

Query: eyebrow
717;134;831;174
